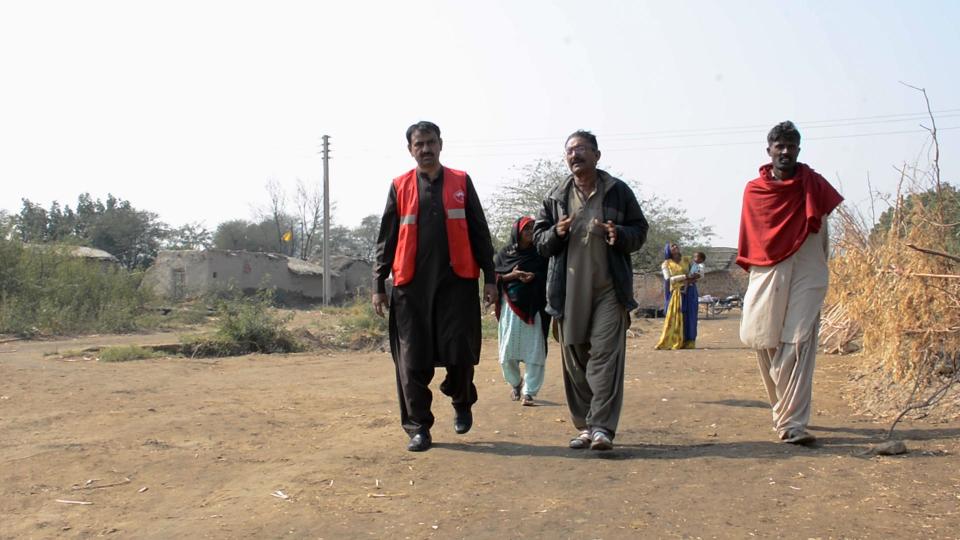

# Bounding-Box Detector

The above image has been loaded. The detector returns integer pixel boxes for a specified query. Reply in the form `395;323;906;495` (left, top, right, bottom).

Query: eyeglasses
565;145;595;156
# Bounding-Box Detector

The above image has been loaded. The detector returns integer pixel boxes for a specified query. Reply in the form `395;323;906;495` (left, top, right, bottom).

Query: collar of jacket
548;169;616;202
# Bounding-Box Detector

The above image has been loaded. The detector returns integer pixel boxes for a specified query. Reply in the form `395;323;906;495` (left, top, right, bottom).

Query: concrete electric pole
321;135;331;306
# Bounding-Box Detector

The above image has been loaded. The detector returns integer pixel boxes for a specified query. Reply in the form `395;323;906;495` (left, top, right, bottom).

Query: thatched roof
25;243;118;262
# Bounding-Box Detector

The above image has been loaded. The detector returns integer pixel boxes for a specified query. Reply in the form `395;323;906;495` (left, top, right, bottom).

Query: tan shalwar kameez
740;228;829;439
559;177;628;437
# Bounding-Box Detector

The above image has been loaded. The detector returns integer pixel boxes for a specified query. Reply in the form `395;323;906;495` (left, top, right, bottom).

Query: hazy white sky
2;0;958;246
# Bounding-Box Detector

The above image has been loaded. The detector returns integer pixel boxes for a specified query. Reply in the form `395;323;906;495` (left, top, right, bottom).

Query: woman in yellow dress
655;242;696;349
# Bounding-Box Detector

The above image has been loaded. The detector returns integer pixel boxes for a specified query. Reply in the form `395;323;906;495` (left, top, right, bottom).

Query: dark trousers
559;290;628;438
393;361;477;436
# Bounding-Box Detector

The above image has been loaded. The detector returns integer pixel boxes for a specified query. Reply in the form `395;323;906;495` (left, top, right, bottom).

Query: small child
689;251;706;279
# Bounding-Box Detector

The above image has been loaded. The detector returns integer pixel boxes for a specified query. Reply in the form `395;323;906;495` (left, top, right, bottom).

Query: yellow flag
282;230;293;242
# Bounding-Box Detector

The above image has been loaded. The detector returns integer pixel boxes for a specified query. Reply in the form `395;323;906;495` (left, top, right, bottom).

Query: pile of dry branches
825;87;960;422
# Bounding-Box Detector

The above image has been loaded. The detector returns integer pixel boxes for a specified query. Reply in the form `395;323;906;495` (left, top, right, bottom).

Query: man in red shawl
737;121;843;445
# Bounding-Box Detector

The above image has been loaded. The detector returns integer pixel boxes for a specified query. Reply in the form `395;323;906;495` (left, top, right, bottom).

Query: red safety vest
391;167;480;286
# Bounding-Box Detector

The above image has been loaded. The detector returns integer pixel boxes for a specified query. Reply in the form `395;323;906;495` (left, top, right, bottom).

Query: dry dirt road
2;316;959;539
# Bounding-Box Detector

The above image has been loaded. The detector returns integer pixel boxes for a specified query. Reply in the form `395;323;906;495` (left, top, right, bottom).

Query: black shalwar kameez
374;168;495;436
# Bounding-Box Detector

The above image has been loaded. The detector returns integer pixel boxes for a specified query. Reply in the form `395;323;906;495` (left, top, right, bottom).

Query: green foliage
484;158;714;271
326;214;381;263
870;183;960;252
185;289;302;356
14;193;167;269
485;159;571;247
332;300;388;348
0;238;149;336
164;222;213;250
99;345;163;362
213;219;286;254
635;193;715;272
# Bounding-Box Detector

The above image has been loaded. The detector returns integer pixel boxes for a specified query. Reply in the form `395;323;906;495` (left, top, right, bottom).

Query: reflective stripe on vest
391;168;480;286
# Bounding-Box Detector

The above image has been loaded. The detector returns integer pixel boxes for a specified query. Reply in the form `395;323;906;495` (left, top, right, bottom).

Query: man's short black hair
767;121;801;146
406;121;441;144
566;129;599;150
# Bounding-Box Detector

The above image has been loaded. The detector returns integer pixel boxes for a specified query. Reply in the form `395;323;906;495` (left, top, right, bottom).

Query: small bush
334;300;388;348
184;289;302;356
99;345;163;362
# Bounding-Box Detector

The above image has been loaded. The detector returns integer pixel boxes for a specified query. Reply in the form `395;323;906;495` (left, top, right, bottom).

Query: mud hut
142;249;346;303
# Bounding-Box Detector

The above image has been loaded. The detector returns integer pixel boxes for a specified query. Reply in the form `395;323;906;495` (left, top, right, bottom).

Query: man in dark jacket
533;130;648;451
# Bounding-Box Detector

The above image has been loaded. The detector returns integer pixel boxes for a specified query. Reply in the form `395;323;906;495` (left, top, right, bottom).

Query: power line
330;111;960;161
444;109;960;147
440;125;960;158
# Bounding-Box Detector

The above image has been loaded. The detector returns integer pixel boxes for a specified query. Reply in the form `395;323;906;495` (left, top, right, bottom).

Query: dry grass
825;96;959;422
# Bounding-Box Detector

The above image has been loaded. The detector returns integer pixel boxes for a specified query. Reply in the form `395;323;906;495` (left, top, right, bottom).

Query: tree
15;199;48;242
635;193;715;272
165;222;213;250
870;182;960;253
262;179;296;256
351;214;382;264
86;195;166;269
292;178;325;260
0;210;13;239
46;202;75;241
484;159;569;246
485;159;714;272
213;219;282;253
13;194;168;269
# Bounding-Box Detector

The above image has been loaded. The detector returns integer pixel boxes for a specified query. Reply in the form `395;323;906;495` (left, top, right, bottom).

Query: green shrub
183;288;302;356
0;240;149;336
335;300;388;348
99;345;163;362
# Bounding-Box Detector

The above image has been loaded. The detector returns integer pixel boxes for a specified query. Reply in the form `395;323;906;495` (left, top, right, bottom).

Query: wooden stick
905;243;960;263
72;478;131;491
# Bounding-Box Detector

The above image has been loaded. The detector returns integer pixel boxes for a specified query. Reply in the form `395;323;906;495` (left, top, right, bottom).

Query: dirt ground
2;314;959;539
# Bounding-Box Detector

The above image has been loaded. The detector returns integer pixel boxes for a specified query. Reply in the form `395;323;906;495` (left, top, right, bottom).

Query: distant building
25;244;120;271
328;256;373;299
632;247;748;317
142;249;367;303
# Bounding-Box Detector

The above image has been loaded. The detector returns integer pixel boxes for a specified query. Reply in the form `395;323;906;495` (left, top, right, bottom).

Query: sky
2;0;959;247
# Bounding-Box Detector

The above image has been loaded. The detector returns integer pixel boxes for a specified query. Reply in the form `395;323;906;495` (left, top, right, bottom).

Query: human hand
483;283;498;306
603;220;617;245
518;271;534;283
372;293;389;318
556;215;574;238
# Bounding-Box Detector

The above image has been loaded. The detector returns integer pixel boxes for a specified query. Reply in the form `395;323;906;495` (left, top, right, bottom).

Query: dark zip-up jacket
533;170;648;319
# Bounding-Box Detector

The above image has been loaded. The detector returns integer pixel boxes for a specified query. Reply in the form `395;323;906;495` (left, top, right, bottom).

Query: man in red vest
737;121;843;445
373;121;497;452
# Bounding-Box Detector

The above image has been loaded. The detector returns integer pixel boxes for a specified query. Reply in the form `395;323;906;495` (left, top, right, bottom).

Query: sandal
590;430;613;451
783;430;816;445
521;394;534;406
568;430;591;449
510;378;524;401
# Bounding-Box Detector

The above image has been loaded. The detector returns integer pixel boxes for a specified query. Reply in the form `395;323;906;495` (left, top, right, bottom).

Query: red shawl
736;163;843;271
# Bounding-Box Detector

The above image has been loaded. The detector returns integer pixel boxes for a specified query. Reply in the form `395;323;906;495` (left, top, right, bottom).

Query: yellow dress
655;257;692;350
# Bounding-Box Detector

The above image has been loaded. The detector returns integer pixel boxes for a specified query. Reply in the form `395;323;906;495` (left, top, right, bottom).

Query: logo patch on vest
454;189;465;204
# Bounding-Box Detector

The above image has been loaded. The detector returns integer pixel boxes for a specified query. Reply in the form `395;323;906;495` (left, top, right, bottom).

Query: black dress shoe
407;432;432;452
453;408;473;434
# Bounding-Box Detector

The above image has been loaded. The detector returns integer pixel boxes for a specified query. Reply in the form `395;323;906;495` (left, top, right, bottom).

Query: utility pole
321;135;331;306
